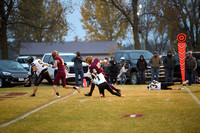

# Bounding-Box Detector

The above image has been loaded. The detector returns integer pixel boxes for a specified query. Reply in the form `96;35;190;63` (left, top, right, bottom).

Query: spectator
102;58;111;84
110;56;115;61
109;60;119;85
149;51;162;82
71;51;84;87
163;51;176;82
136;55;147;84
185;51;197;86
118;62;128;85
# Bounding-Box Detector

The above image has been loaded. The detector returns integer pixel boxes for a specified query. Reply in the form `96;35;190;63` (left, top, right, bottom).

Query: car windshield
129;52;153;60
60;55;75;62
0;61;24;70
17;58;27;63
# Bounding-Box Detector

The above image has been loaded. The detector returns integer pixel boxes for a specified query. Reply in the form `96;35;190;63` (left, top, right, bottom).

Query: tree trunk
132;0;140;50
0;29;8;59
0;0;8;59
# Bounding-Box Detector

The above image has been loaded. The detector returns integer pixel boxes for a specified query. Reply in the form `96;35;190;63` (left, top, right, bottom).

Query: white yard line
0;91;78;128
184;86;200;106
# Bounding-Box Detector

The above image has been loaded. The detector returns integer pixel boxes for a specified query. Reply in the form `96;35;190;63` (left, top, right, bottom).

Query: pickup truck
114;50;153;84
41;53;91;84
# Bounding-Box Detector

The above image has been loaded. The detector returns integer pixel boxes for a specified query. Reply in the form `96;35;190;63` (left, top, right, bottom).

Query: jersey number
38;60;46;67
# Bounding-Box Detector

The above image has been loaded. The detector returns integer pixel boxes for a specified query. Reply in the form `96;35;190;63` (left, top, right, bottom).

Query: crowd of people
24;50;197;97
100;50;197;86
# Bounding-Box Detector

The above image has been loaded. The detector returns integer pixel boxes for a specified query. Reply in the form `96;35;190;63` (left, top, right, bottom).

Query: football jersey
89;58;103;74
92;73;106;85
31;59;47;76
53;56;65;72
148;81;161;90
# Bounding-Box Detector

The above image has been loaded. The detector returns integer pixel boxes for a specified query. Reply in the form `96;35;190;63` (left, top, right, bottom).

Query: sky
64;0;86;42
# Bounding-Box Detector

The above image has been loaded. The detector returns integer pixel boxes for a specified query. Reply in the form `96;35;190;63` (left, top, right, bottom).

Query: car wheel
130;72;137;85
0;79;3;88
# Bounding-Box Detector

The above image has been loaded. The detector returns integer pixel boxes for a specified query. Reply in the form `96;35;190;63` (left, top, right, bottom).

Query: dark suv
114;50;153;84
0;60;29;87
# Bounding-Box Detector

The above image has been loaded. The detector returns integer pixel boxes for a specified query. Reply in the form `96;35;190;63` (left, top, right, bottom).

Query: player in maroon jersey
84;56;121;96
49;50;80;97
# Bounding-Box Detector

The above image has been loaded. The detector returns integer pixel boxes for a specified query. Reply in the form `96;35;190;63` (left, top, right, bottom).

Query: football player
24;56;54;97
92;72;121;97
48;50;80;97
147;80;189;90
84;56;121;96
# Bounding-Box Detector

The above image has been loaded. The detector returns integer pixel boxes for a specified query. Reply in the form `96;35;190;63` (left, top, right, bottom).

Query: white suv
41;53;91;83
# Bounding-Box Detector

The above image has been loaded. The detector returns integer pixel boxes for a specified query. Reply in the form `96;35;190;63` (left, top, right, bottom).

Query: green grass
0;84;200;133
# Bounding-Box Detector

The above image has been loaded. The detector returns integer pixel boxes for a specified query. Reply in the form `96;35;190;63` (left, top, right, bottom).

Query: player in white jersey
92;73;121;97
24;56;55;97
147;80;189;90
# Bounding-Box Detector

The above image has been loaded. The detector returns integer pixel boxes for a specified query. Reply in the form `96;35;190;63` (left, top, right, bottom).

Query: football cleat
84;93;92;96
182;80;189;86
73;86;80;93
55;95;60;98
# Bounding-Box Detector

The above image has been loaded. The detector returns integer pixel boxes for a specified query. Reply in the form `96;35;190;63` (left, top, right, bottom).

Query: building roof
20;41;119;56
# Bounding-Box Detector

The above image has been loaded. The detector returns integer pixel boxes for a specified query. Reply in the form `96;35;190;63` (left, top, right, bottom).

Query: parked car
0;60;29;87
16;56;36;70
41;53;91;84
174;52;200;83
114;50;162;84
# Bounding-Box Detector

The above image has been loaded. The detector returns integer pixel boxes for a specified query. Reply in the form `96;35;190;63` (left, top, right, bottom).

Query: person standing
71;51;84;87
118;62;128;85
163;51;176;82
49;50;80;97
185;51;197;86
149;51;162;82
102;58;111;84
136;55;147;84
109;60;119;85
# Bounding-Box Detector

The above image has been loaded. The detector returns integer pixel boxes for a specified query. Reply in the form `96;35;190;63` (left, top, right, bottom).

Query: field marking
184;86;200;106
0;90;78;128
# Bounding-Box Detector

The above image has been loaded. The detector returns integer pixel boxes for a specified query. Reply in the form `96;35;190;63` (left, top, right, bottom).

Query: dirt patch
0;92;28;101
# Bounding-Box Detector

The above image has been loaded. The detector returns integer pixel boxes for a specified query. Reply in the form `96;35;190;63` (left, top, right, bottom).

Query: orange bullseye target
177;33;186;82
177;33;186;43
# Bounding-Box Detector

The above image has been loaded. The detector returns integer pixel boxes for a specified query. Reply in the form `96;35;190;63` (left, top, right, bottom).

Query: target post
177;33;186;82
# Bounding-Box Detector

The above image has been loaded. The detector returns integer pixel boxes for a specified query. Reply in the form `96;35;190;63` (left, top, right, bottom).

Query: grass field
0;83;200;133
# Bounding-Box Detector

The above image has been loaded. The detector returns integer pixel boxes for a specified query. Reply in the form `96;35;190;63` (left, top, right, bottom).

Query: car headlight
2;72;12;76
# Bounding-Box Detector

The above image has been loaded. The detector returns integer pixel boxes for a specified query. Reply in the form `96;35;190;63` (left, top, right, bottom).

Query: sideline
184;86;200;106
0;90;78;128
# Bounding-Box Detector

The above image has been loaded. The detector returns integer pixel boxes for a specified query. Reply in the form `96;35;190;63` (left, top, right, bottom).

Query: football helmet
27;56;34;64
85;56;93;65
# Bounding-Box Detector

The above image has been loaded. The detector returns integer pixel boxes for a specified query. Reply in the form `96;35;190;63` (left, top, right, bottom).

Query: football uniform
92;73;120;97
53;56;66;87
31;59;48;76
92;73;106;85
148;81;174;90
30;59;52;86
89;58;103;74
148;81;161;90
